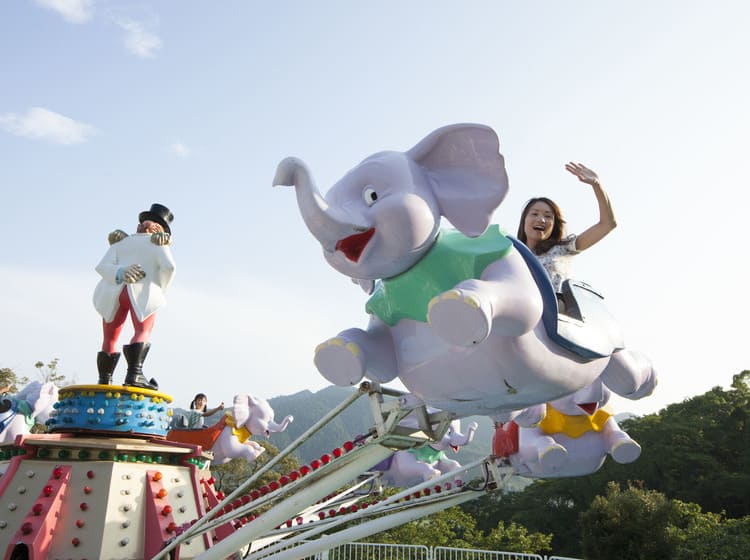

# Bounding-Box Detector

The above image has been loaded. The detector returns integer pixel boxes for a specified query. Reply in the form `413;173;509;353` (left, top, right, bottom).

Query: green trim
408;445;445;463
366;225;512;326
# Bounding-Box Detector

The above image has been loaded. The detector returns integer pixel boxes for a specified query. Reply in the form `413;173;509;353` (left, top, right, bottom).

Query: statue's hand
150;231;171;246
108;229;128;245
122;264;146;283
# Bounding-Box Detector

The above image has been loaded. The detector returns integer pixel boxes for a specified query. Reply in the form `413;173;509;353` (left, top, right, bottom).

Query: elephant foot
611;438;641;464
538;444;567;472
314;337;366;386
427;289;491;346
602;350;658;400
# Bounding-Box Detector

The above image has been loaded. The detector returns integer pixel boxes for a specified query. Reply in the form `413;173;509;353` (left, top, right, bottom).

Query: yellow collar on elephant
537;404;612;438
366;225;512;326
223;412;252;443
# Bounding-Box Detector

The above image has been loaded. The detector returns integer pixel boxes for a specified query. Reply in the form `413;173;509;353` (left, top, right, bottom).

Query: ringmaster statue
93;203;176;390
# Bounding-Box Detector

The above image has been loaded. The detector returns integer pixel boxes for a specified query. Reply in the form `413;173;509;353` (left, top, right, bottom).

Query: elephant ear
15;381;42;405
32;382;59;421
233;394;251;427
248;395;274;422
408;123;509;237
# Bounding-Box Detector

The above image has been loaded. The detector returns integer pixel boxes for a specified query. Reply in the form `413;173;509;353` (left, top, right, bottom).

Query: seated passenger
516;162;617;312
174;393;224;429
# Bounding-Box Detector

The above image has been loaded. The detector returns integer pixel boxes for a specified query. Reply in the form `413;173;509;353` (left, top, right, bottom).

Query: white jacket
93;234;176;323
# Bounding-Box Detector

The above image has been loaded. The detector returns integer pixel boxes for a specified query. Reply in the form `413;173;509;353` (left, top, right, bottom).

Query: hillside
267;385;495;465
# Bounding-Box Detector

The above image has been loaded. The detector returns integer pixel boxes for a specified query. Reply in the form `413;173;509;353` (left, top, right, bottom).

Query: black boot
96;351;120;385
122;342;159;390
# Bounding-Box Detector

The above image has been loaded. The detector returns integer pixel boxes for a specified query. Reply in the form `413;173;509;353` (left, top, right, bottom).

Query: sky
1;1;748;419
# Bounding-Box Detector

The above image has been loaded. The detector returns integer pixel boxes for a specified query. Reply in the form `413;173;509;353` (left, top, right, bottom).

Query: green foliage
580;482;687;559
211;458;256;494
34;358;69;386
671;513;750;560
580;482;750;560
0;367;28;393
210;441;301;495
480;520;552;553
362;504;551;554
616;370;750;518
364;506;482;549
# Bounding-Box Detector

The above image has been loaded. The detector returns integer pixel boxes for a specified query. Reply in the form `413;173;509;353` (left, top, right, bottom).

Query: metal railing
433;547;542;560
316;542;430;559
305;543;578;560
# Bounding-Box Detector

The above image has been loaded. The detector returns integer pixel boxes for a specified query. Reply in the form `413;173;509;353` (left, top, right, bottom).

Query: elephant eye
363;186;378;206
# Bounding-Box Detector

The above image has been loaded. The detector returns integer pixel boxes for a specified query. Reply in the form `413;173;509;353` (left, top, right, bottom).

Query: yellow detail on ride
537;404;612;438
224;413;252;443
60;384;173;403
464;295;480;309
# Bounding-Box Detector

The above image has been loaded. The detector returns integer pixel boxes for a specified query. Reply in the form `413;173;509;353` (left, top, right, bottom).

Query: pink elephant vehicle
275;123;657;422
167;393;293;464
493;375;649;478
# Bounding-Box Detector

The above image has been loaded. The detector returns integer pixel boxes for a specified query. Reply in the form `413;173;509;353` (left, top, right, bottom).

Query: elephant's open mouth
335;228;376;262
578;402;598;415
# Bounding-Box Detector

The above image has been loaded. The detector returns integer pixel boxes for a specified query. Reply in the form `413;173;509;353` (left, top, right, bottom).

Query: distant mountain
266;385;494;466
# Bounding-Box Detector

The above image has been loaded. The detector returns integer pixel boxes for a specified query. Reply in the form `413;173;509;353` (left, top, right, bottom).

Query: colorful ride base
0;384;232;559
0;433;223;560
46;384;174;438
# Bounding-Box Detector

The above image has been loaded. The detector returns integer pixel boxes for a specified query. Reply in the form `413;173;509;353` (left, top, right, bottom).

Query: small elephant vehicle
167;393;293;464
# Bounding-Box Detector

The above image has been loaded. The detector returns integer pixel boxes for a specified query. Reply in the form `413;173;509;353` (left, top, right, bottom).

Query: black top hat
139;203;174;234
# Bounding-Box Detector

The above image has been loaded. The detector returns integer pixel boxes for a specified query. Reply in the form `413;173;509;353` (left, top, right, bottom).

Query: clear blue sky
1;1;748;417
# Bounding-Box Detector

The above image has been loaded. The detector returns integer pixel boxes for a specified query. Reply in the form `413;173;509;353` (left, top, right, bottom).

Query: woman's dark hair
190;393;208;411
517;197;566;255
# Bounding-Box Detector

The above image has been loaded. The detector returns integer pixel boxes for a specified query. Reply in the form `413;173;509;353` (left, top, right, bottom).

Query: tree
480;520;552;553
34;358;69;386
580;482;750;560
363;500;552;554
0;367;28;393
364;506;482;549
211;441;301;495
212;458;256;494
672;513;750;560
580;482;694;559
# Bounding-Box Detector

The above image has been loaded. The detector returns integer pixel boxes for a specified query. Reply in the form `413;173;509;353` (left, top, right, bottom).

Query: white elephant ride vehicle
167;393;293;464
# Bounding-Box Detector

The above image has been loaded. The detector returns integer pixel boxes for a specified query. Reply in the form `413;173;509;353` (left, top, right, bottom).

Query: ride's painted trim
143;469;179;559
4;465;71;560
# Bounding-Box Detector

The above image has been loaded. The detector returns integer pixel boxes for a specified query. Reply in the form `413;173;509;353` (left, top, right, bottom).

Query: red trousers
101;288;157;353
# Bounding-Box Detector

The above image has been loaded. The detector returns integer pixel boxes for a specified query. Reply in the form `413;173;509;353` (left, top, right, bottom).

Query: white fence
310;543;579;560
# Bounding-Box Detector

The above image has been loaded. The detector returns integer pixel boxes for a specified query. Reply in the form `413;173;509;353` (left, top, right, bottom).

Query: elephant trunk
267;414;294;434
273;157;367;252
449;421;479;448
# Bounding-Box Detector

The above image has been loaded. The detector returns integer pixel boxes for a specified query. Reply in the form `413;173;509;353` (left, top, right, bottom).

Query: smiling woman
516;163;617;296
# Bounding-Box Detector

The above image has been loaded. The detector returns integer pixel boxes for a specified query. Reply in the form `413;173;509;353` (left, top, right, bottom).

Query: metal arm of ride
161;382;504;560
245;457;497;560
